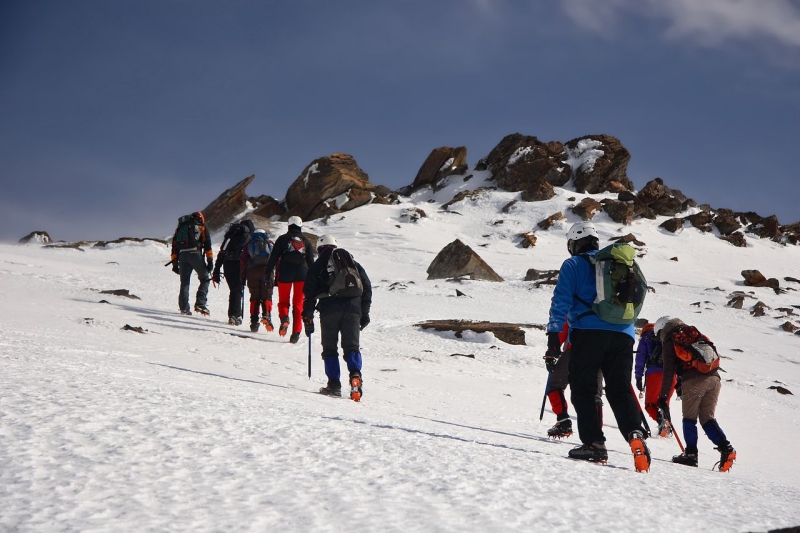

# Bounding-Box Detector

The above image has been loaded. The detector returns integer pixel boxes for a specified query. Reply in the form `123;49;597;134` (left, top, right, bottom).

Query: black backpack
281;235;307;266
220;223;251;261
645;339;664;369
174;215;201;251
324;248;363;298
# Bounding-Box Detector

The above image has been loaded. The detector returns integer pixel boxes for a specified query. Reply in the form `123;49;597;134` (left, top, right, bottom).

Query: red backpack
671;325;720;373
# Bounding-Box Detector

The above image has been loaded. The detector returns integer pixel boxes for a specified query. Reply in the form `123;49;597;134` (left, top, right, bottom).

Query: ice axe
539;371;552;421
307;333;312;379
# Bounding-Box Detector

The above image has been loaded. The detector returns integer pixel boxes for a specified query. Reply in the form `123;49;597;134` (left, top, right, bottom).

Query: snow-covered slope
2;172;800;532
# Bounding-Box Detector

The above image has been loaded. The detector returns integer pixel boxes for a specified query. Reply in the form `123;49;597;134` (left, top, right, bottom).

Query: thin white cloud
561;0;800;48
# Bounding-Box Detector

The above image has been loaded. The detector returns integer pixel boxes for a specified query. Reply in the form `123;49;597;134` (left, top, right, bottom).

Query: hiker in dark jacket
263;216;316;343
170;211;213;316
302;234;372;401
655;316;736;471
211;219;254;325
635;322;678;437
240;229;275;333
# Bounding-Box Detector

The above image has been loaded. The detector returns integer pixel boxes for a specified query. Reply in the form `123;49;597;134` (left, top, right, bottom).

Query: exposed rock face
609;233;646;247
19;231;52;244
410;146;468;191
442;187;496;210
720;233;747;247
415;319;538;345
659;218;684;233
571;198;603;220
565;135;634;194
747;215;783;242
427;239;504;281
537;212;565;230
742;270;768;287
636;178;689;217
484;134;568;200
250;195;285;220
284;154;388;221
686;211;714;232
603;200;637;225
201;175;255;233
524;269;559;284
518;232;537;248
713;210;742;235
400;207;427;223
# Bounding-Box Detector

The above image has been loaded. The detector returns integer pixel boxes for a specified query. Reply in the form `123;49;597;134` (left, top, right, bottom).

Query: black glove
636;376;644;392
303;316;314;337
206;257;214;272
657;396;671;423
547;332;562;357
543;352;560;372
360;314;370;330
675;377;683;399
172;261;180;275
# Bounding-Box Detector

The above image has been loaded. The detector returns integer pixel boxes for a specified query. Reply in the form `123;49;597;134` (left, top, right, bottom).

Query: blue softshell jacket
546;250;636;340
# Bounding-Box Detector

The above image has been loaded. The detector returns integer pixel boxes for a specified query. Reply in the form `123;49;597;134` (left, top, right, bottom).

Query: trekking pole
660;409;685;452
630;383;652;438
539;372;551;421
240;287;245;322
307;333;312;379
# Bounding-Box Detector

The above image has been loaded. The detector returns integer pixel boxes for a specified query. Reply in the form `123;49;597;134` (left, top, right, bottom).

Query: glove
303;316;315;337
360;314;370;331
171;262;180;275
657;396;671;423
212;276;220;288
636;376;643;392
206;257;214;272
543;352;560;372
675;377;683;399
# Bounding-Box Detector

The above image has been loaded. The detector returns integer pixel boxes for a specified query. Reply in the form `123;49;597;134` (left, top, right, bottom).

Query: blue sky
1;0;798;242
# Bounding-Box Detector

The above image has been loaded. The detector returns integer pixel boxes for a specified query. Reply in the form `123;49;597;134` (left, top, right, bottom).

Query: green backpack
577;243;647;325
174;215;201;251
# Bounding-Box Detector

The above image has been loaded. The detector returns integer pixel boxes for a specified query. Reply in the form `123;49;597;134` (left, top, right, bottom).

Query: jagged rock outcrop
720;233;747;247
19;231;52;244
603;200;637;225
408;146;468;192
442;187;496;210
250;195;285;220
659;218;684;233
284;154;390;221
747;215;782;242
483;134;568;201
537;212;565;230
686;211;715;232
427;239;503;281
518;232;537;248
201;175;255;233
636;178;691;217
565;135;634;194
609;233;646;247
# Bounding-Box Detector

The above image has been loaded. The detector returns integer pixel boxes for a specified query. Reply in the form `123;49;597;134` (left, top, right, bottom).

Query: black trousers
568;329;642;445
222;259;243;319
320;309;360;358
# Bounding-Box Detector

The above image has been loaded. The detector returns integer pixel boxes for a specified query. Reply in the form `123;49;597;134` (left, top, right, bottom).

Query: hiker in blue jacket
546;222;651;471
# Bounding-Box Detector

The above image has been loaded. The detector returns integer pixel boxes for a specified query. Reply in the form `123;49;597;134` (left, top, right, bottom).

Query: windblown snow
2;171;800;532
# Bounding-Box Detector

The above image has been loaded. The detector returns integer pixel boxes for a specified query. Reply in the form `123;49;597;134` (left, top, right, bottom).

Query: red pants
644;371;677;421
277;281;305;333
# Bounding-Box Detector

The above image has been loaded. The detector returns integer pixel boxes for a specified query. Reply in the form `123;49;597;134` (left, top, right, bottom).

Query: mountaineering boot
278;316;290;337
714;445;737;472
250;315;260;333
228;316;241;326
349;372;363;402
289;331;301;344
657;416;672;438
180;309;193;316
628;430;651;473
261;314;274;332
547;419;573;439
319;379;342;397
672;450;699;467
194;304;210;316
568;442;608;463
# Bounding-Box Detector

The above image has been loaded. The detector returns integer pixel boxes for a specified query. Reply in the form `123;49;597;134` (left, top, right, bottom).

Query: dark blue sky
2;0;798;242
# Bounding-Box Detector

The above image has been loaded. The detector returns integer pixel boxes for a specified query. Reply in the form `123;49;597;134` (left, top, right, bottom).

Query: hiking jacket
170;223;212;261
635;327;663;379
263;226;315;283
239;240;276;286
547;250;635;340
659;318;718;399
302;246;372;317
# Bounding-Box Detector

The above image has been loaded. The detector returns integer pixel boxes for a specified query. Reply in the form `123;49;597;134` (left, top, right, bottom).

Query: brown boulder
485;134;569;194
781;221;800;245
609;233;646;247
720;233;747;247
686;211;714;232
781;321;798;333
400;208;427;223
571;198;603;220
284;154;386;221
520;181;555;202
19;231;52;244
518;232;537;248
537;212;565;230
201;175;255;233
714;214;742;236
747;215;782;242
603;200;637;225
427;239;504;281
442;187;496;210
742;270;768;287
659;218;684;233
636;178;688;217
251;195;285;220
410;146;468;191
565;135;634;194
415;319;538;345
524;269;560;282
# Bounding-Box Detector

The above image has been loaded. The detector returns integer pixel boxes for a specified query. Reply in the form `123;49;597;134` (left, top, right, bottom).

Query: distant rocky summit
19;231;52;244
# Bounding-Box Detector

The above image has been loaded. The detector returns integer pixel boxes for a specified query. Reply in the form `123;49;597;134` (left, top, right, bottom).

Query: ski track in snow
2;179;800;532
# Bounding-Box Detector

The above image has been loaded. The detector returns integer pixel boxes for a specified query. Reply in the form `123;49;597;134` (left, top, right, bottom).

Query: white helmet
287;216;303;227
567;222;599;241
317;234;337;249
253;229;266;235
654;316;672;336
